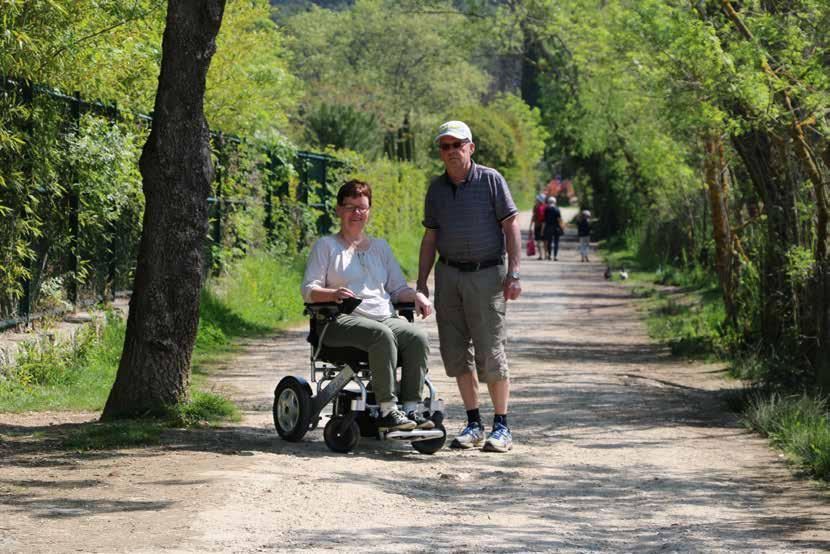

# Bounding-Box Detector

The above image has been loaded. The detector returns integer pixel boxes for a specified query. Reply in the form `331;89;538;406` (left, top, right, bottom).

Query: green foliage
744;393;830;480
305;103;381;157
284;0;489;146
0;0;298;131
206;0;302;134
784;246;815;285
66;115;145;296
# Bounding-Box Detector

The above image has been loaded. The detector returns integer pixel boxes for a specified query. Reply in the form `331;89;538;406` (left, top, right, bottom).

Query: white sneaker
450;421;485;449
482;423;513;452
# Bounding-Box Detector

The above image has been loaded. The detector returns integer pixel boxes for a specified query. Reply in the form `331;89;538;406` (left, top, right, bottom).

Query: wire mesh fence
0;76;341;329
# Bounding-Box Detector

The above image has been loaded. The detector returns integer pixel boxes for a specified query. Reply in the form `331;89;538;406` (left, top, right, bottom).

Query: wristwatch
508;271;521;280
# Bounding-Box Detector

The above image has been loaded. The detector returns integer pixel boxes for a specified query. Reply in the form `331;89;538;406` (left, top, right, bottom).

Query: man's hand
503;277;522;301
415;291;433;319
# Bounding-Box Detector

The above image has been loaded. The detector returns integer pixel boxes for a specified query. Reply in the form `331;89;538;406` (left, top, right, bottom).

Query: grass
0;312;126;412
744;392;830;480
645;288;727;359
599;235;726;360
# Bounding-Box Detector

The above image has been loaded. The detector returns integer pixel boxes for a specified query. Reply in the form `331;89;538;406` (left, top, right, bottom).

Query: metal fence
0;76;340;329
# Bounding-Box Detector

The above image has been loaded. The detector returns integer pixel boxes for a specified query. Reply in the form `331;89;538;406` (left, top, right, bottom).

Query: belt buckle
473;262;481;271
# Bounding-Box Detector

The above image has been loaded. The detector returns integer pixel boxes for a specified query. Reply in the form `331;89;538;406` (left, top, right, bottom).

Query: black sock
466;408;482;425
494;414;508;427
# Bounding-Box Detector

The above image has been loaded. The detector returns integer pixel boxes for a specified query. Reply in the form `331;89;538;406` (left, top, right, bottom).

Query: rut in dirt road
2;211;830;553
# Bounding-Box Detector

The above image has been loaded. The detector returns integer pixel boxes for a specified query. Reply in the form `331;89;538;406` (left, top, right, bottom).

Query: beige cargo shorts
433;261;509;383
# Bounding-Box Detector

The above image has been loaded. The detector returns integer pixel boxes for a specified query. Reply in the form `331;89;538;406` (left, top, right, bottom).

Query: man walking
417;120;522;453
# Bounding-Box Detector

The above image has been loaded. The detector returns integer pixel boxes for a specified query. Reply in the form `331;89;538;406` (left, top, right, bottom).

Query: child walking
577;210;591;262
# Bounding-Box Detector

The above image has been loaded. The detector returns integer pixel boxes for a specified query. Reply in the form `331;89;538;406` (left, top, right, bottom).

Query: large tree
102;0;226;420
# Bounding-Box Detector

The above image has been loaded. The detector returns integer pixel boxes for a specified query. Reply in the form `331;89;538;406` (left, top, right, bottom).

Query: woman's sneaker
450;421;485;449
482;422;513;452
406;411;436;430
378;409;416;431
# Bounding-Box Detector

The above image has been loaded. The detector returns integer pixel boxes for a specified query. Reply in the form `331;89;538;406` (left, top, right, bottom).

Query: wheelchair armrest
304;296;362;316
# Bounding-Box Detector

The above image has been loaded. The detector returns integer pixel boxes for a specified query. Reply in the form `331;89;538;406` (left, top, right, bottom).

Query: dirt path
2;211;830;553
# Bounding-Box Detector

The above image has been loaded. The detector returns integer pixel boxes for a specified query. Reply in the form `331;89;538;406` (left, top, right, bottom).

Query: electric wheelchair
273;297;447;454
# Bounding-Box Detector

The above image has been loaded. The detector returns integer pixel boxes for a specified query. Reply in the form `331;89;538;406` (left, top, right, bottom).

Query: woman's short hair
337;179;372;206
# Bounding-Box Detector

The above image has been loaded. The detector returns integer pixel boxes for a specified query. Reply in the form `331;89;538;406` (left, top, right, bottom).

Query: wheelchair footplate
385;428;446;442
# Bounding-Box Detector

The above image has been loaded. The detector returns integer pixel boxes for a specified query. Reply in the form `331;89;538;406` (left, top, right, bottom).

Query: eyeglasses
438;140;469;151
341;205;370;214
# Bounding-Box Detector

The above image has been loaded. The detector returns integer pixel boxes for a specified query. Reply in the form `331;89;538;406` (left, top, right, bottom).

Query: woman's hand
415;291;433;319
332;287;356;303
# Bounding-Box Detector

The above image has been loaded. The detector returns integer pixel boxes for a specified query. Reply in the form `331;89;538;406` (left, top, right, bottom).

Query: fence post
317;158;332;235
264;149;275;243
68;91;81;308
403;114;413;162
208;132;224;276
297;154;309;203
214;132;224;247
106;101;119;301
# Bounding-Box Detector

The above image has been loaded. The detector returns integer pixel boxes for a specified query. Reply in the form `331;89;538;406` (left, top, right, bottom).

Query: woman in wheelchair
301;179;434;432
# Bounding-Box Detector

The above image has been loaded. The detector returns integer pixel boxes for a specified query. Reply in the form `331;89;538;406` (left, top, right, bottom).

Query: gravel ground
1;210;829;553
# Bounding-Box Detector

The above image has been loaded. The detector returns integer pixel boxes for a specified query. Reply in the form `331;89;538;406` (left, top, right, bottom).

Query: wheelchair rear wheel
273;377;312;441
411;423;446;455
324;418;361;453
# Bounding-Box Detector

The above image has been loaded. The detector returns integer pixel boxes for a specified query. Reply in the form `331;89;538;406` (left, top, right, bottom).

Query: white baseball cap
435;120;472;143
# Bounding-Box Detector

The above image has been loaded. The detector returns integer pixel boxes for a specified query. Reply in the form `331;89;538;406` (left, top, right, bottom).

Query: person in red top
528;194;546;260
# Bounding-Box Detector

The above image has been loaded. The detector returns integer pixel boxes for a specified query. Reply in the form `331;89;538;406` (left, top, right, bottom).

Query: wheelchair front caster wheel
273;376;312;441
324;418;361;453
412;423;446;455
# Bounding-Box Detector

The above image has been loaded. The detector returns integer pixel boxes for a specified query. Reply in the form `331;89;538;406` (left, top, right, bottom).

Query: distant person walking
541;196;564;261
529;194;546;260
577;210;591;262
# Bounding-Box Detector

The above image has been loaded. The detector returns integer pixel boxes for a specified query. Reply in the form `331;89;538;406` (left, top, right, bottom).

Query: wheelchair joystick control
338;296;362;315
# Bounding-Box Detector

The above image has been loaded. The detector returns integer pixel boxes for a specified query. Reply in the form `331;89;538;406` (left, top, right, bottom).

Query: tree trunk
731;129;799;353
102;0;226;420
703;133;736;324
816;145;830;390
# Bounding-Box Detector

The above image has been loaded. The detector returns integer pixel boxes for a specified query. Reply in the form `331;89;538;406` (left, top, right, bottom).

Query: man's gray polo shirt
423;162;518;263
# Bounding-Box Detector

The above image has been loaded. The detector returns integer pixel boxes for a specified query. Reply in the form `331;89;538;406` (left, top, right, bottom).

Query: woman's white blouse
301;235;409;320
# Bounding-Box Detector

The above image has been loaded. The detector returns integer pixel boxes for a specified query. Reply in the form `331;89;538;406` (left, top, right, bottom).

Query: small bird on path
619;267;629;280
604;266;612;280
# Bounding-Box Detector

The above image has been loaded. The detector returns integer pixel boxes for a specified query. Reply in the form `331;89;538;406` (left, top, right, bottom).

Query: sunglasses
438;140;469;151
